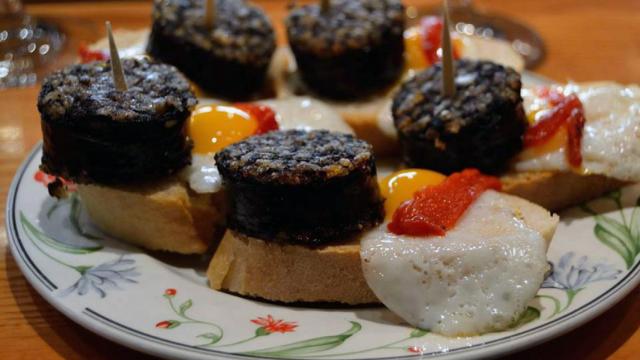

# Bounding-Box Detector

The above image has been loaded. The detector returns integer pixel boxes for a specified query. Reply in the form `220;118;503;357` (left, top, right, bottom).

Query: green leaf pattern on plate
23;171;637;357
20;192;138;298
582;191;640;269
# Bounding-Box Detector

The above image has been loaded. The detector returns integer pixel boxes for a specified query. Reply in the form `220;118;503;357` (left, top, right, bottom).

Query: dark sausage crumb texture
38;57;196;185
215;129;376;185
392;59;527;174
151;0;275;66
286;0;404;56
285;0;405;99
216;130;384;246
38;57;196;126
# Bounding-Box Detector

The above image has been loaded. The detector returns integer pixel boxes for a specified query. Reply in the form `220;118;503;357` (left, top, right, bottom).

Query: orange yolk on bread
388;169;502;237
379;169;447;220
188;105;259;154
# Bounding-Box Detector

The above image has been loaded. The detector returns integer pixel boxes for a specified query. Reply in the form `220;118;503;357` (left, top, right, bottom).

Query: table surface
1;1;639;359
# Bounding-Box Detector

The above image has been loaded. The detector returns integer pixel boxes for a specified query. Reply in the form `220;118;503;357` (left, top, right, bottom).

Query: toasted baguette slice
207;194;557;304
501;171;627;212
78;179;225;254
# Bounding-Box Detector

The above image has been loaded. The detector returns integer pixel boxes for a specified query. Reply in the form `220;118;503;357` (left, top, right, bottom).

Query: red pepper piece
233;103;279;135
524;92;586;167
78;43;109;63
388;169;502;237
420;16;460;65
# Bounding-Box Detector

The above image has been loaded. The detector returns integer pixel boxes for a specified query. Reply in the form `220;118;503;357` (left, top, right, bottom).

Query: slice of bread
78;178;225;254
207;194;557;304
501;171;627;212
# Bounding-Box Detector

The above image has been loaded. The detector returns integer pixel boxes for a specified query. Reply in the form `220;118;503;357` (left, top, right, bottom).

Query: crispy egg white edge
516;82;640;181
360;190;549;337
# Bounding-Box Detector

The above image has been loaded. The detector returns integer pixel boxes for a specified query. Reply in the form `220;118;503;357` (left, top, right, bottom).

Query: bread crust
78;179;225;254
208;231;379;305
501;171;627;212
208;195;557;304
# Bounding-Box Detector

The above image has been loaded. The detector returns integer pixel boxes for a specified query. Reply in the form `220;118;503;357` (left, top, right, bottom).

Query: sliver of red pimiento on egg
420;16;461;65
388;169;501;237
233;103;279;135
78;43;109;63
524;89;586;168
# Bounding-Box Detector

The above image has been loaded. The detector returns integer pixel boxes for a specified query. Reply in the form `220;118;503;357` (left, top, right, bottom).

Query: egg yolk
404;27;429;71
379;169;447;219
188;105;258;154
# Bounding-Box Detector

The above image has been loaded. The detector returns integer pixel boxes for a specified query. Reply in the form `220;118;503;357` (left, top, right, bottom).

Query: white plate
7;135;640;359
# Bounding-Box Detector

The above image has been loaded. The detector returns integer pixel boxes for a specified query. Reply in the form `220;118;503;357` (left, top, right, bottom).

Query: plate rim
6;141;640;359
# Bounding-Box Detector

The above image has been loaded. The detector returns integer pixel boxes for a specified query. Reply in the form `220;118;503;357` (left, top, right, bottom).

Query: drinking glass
0;0;64;88
407;0;546;69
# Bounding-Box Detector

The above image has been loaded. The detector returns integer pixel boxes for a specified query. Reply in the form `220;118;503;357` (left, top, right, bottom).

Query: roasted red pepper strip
233;103;279;135
420;16;461;64
524;91;585;167
78;43;109;63
536;87;565;106
388;169;502;237
566;106;586;167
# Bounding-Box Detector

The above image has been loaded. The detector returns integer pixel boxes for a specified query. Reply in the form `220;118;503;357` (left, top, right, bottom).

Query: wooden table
1;1;639;359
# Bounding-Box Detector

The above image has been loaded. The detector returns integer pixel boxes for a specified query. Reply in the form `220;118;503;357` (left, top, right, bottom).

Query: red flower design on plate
34;170;77;192
156;320;171;328
164;288;176;297
251;315;297;334
407;346;424;354
155;320;180;329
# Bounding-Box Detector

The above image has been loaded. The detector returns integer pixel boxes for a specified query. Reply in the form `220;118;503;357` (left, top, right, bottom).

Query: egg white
516;82;640;182
259;97;354;135
360;190;549;336
182;97;353;194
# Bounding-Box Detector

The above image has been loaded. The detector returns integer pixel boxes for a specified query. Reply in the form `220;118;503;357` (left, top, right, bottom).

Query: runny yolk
188;105;258;154
379;169;447;220
388;169;502;237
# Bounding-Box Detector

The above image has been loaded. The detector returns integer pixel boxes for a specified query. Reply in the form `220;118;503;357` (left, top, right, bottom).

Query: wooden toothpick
106;21;127;92
320;0;331;14
205;0;216;28
441;0;456;97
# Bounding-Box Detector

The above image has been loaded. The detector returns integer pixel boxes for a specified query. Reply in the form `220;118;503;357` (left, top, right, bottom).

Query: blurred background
2;0;640;90
0;0;600;89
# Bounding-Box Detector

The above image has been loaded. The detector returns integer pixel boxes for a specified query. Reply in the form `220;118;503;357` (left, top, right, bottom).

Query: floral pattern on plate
6;147;640;359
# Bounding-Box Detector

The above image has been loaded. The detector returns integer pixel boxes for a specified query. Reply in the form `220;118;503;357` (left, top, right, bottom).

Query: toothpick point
204;0;216;28
106;21;128;92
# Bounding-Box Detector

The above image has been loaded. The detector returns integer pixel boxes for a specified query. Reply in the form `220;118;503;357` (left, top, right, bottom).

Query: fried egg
379;169;446;220
258;97;354;134
403;16;524;77
516;82;640;181
181;97;353;193
361;190;549;336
